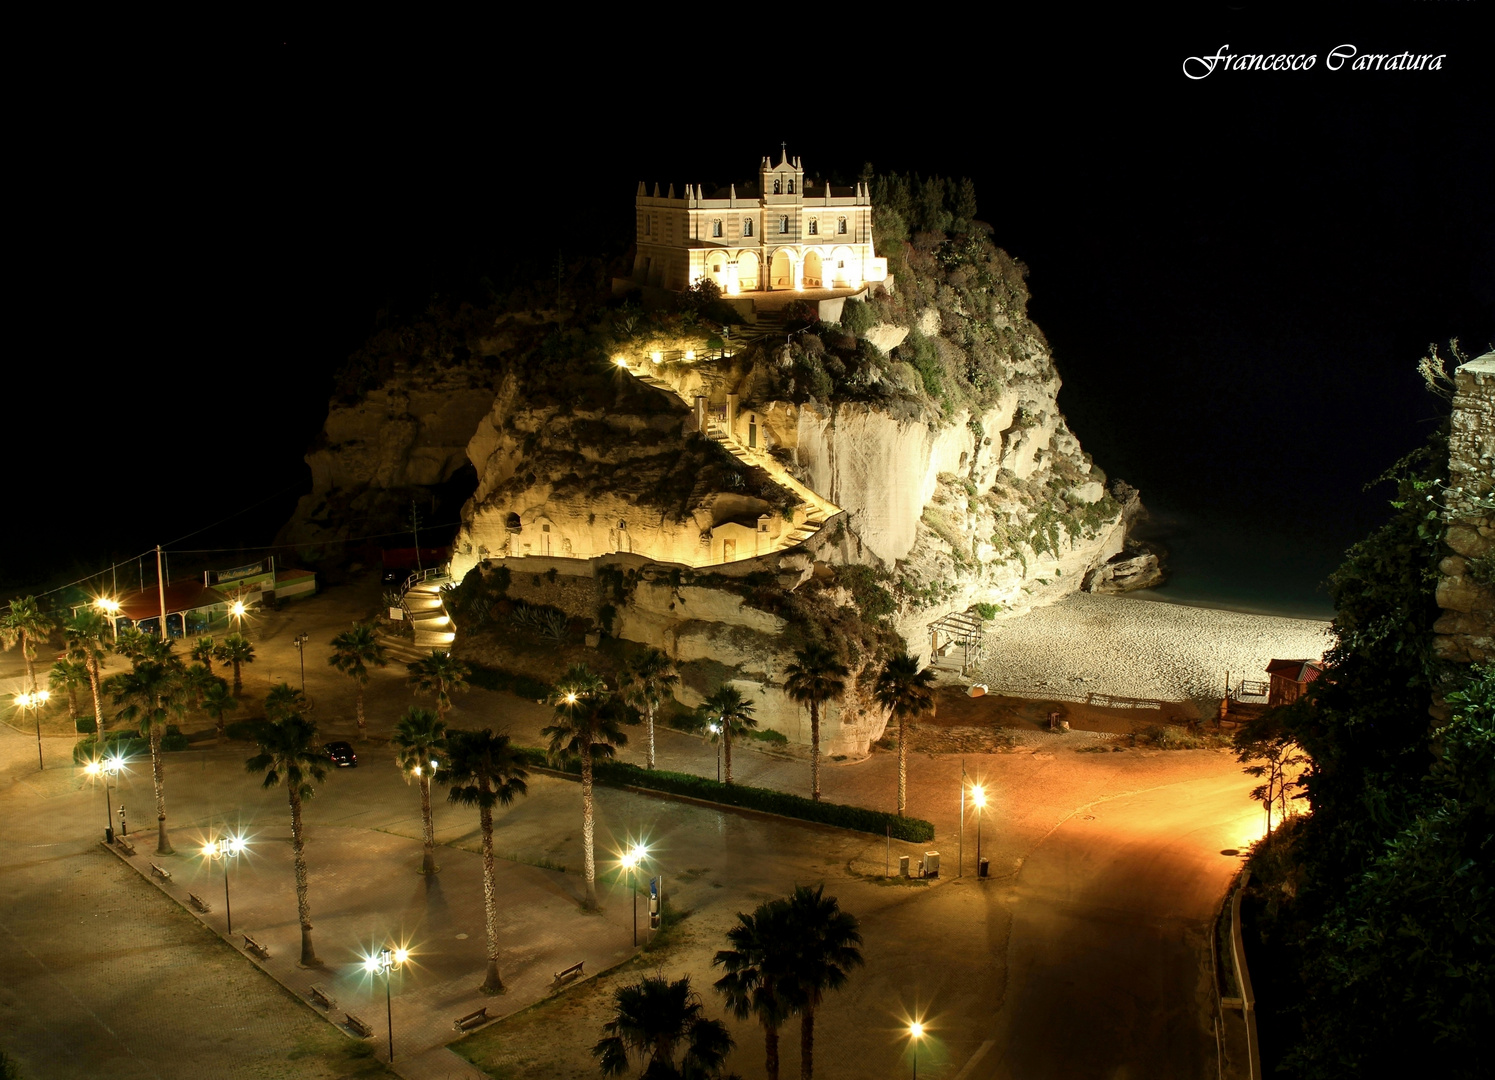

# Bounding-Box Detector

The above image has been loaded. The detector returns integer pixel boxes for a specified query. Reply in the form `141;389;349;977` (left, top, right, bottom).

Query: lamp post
96;597;121;641
707;723;722;783
971;785;986;879
908;1022;925;1080
620;843;648;946
83;753;125;842
292;633;310;693
16;690;51;771
229;600;248;639
364;945;409;1063
202;835;247;934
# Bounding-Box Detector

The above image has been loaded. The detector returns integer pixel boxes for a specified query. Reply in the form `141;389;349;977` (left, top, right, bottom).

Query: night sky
11;5;1490;612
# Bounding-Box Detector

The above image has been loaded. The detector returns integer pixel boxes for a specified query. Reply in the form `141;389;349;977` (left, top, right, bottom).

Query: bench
188;892;212;913
114;836;135;856
309;985;336;1011
345;1013;374;1038
242;934;271;960
453;1007;489;1032
554;960;585;984
150;863;173;882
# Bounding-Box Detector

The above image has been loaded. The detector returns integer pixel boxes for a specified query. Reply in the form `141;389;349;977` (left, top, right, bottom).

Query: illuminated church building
631;152;888;294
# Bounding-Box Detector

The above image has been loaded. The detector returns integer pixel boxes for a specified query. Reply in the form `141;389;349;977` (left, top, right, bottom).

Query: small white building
631;151;888;294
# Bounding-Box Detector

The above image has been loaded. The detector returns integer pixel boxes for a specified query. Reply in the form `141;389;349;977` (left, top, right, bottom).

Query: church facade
631;152;888;294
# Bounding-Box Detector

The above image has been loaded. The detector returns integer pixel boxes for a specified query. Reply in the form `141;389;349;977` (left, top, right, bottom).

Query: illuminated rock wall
1435;353;1495;664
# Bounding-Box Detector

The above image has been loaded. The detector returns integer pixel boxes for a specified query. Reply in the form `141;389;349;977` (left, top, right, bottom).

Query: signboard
207;558;271;585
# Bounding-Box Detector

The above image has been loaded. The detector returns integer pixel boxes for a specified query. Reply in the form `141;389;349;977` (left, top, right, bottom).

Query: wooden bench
187;893;211;913
453;1007;489;1032
554;960;585;984
150;863;173;882
241;934;270;960
345;1013;374;1038
309;985;336;1011
114;836;136;856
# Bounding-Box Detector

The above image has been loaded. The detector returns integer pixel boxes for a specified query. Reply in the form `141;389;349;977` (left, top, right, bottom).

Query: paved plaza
0;576;1260;1078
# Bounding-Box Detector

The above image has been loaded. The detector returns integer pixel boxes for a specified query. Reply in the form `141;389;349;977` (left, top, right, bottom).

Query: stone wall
1434;354;1495;664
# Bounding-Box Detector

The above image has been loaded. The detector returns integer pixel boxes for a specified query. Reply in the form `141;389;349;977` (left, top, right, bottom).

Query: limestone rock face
1083;548;1165;593
1435;354;1495;665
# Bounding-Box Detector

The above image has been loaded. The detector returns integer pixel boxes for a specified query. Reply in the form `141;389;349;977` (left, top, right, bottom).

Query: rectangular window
743;219;753;237
779;216;789;234
837;217;847;234
712;220;723;238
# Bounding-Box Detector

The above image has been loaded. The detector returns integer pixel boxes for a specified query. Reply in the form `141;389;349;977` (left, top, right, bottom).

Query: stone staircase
377;571;456;662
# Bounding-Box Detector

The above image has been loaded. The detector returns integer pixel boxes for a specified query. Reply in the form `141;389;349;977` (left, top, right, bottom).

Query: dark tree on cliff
783;645;848;802
246;709;329;967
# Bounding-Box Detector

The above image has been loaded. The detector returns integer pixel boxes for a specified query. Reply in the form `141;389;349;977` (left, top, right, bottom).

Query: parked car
323;741;358;767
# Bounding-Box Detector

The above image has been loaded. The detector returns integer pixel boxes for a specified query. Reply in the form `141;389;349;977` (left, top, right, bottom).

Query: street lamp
364;945;409;1062
229;600;248;638
15;690;51;771
201;834;248;934
707;723;722;782
620;842;649;946
292;632;310;693
908;1021;926;1080
95;597;121;641
83;754;126;842
971;785;987;879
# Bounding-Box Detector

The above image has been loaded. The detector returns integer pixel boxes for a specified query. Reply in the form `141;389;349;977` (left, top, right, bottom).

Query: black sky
10;5;1491;605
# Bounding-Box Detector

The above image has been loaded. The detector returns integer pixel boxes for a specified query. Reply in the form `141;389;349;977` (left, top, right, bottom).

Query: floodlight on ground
564;692;577;705
650;351;663;363
613;356;629;368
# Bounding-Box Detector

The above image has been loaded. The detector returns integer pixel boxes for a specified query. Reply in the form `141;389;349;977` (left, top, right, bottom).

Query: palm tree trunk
582;749;597;910
810;701;821;802
150;725;173;855
765;1022;780;1080
646;703;656;770
356;682;366;734
232;660;242;696
88;657;104;739
23;634;37;694
288;785;318;966
800;1004;815;1080
418;773;438;875
897;715;907;816
724;724;733;785
67;687;79;723
479;797;504;992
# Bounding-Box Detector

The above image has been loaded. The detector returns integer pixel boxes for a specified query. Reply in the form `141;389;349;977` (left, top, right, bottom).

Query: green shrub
465;663;553;701
161;725;189;752
223;718;264;742
747;728;789;745
72;731;149;765
515;749;934;841
972;602;1002;620
75;717;97;734
840;297;876;335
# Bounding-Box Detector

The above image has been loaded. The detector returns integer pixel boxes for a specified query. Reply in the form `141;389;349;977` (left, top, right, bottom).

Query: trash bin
978;857;990;878
899;855;910;878
105;827;114;844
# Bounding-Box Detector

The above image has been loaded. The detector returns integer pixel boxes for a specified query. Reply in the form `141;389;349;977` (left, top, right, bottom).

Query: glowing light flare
909;1022;925;1039
649;351;663;363
613;356;629;368
970;785;987;809
230;601;247;619
564;693;578;705
95;597;121;615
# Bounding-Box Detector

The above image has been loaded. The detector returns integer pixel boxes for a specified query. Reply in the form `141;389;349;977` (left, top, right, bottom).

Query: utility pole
409;500;424;575
156;546;169;641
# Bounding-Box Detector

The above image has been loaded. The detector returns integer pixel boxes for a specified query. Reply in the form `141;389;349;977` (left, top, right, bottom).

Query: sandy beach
975;592;1333;705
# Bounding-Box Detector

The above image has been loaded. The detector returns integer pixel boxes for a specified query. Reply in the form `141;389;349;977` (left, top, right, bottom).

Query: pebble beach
976;592;1333;705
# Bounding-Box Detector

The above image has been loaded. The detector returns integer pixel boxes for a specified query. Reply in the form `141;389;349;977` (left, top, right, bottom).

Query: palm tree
593;974;735;1078
406;650;470;720
106;657;185;855
439;728;528;993
872;652;937;816
782;645;848;802
202;678;238;743
48;659;89;730
182;661;217;711
329;622;388;734
246;709;328;966
700;684;757;786
113;626;154;662
543;665;628;910
714;898;796;1080
264;682;307;722
2;596;55;694
782;885;863;1080
393;707;448;876
190;636;217;669
619;648;678;770
214;634;256;696
65;610;110;740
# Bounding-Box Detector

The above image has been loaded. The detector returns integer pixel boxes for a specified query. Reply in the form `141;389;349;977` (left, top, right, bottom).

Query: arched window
773;179;781;194
837;216;847;234
712;219;723;238
779;216;789;234
787;179;795;194
618;520;628;531
808;219;818;235
743;218;753;237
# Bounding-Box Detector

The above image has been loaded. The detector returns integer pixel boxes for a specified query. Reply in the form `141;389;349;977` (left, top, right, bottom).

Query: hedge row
465;663;553;701
515;748;934;842
72;726;187;764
